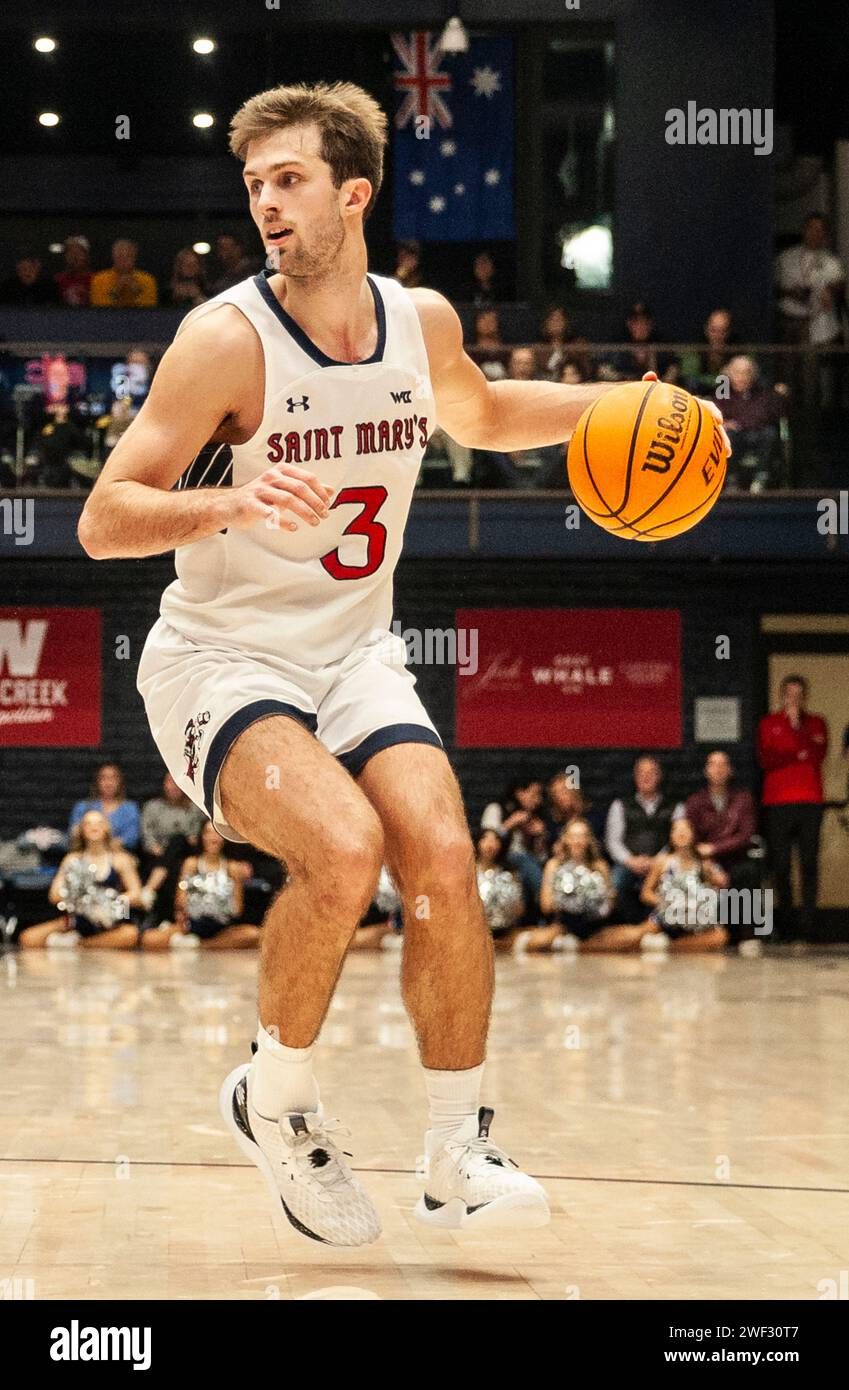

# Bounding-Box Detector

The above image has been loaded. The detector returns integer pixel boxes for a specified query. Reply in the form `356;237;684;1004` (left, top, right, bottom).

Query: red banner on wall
0;607;101;747
455;608;681;748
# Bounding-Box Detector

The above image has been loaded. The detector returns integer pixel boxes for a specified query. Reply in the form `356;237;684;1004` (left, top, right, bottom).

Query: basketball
567;380;727;541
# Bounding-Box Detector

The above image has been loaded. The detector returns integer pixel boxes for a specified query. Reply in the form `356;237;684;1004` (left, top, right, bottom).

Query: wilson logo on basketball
642;390;689;473
567;380;728;542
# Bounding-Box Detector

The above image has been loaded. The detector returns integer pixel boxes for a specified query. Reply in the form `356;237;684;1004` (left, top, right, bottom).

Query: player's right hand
230;464;334;532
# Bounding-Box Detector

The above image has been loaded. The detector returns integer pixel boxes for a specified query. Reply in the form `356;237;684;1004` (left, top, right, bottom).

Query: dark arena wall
1;551;840;840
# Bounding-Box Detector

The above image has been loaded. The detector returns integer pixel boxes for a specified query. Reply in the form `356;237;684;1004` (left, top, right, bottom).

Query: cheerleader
19;810;142;949
639;816;729;953
142;821;259;950
517;819;626;953
348;866;404;950
474;829;524;953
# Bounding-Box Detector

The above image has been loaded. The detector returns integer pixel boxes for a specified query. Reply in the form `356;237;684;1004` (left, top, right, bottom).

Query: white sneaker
45;929;80;949
170;931;200;951
219;1063;381;1247
551;932;580;953
738;938;764;958
641;930;669;953
414;1107;550;1230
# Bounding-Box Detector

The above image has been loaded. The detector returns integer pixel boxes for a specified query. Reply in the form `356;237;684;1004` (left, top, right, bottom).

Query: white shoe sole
218;1063;381;1247
413;1190;551;1230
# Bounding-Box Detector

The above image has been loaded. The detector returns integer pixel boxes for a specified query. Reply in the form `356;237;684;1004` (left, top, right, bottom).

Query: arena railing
1;342;848;494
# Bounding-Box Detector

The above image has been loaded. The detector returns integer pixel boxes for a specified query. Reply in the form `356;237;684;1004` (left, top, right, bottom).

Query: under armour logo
390;389;412;404
287;395;310;412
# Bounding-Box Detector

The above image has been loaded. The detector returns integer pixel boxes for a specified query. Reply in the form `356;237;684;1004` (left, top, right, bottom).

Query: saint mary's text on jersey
266;414;429;465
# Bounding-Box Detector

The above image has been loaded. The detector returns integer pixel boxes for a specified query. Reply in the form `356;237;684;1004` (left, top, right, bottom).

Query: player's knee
304;810;384;916
425;825;476;895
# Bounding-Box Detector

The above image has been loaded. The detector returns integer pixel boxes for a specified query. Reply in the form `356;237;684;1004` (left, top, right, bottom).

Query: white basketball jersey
158;270;435;666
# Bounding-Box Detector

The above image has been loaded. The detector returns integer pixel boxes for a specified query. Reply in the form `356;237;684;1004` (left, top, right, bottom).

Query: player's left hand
641;370;732;456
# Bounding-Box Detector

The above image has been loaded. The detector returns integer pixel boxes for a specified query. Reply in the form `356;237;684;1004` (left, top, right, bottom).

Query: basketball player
79;82;729;1245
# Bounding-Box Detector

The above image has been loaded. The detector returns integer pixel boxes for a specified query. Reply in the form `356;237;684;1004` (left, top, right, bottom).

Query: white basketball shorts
137;617;442;842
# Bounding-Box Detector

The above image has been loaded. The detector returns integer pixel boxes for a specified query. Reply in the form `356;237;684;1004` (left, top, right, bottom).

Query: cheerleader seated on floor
517;819;616;953
474;829;524;952
349;866;405;950
19;810;142;950
639;816;730;953
142;821;260;951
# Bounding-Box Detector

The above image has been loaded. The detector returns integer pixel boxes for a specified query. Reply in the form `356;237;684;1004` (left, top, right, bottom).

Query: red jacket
757;711;828;805
684;786;757;864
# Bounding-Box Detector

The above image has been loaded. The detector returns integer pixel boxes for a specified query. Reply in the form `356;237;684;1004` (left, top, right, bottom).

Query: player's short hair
228;81;388;220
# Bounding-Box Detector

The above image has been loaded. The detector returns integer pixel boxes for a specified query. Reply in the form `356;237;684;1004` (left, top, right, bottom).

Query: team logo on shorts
183;710;211;784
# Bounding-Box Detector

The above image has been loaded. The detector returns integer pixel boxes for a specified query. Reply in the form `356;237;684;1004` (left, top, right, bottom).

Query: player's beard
266;204;346;281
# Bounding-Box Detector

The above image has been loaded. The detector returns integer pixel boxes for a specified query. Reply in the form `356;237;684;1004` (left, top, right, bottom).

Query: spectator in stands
142;821;260;951
0;251;60;306
69;762;141;852
90;239;158;308
19;810;143;950
393;239;423;288
545;772;605;844
605;756;685;922
685;750;759;892
481;777;547;917
468;307;507;380
639;816;730;953
775;214;846;347
466;249;499;304
35;403;88;488
97;393;137;459
124;347;154;402
601;300;677;382
208;233;260;294
499;349;563;486
539;306;591;380
560;359;588;384
722;355;786;491
757;674;828;940
54;236;92;307
680;308;735;394
166;248;208;309
519;819;618;953
508;345;537;381
141;772;205;860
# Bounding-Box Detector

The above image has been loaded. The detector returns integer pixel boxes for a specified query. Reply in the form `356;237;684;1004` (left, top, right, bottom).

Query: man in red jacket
757;675;828;940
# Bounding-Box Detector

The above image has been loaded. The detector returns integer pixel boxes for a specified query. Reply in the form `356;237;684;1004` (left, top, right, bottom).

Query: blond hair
229;81;387;220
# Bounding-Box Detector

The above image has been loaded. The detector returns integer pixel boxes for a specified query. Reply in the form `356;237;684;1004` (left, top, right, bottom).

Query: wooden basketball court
2;947;847;1301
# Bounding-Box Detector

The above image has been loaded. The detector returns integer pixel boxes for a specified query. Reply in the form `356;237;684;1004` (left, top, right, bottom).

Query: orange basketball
567;380;727;541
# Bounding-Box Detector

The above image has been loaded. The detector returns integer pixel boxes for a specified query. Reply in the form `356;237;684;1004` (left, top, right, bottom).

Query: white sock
424;1063;485;1144
249;1022;320;1119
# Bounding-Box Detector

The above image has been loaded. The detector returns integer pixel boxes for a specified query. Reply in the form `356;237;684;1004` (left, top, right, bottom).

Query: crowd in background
0;214;845;490
3;676;842;955
3;218;836;494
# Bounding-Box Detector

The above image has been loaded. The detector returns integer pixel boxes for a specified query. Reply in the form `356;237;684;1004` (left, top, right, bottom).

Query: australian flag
391;31;514;241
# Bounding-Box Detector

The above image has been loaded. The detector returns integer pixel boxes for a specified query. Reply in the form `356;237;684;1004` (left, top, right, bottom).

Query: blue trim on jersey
338;723;443;778
252;269;386;367
202;699;318;819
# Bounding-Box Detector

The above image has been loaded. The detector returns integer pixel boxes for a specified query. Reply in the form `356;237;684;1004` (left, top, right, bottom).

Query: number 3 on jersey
320;485;388;580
